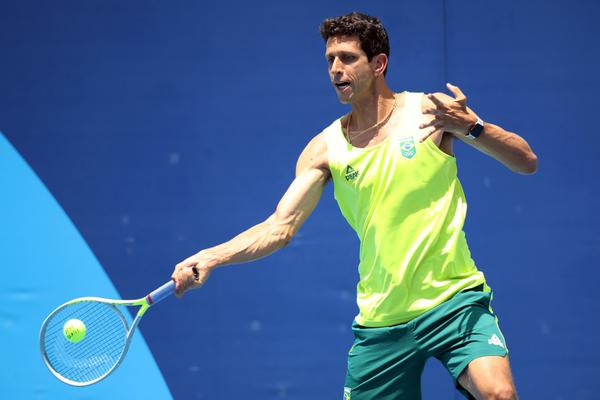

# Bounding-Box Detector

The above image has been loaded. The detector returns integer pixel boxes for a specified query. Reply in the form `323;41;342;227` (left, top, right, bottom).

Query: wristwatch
465;118;485;140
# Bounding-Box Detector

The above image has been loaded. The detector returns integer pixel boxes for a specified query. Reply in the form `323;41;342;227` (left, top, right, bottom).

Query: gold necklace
345;97;398;144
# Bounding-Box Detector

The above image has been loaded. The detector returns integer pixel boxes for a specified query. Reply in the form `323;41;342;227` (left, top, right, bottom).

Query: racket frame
40;280;175;386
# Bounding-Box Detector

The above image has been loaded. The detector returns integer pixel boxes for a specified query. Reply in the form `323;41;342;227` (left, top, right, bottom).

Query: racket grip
147;280;176;305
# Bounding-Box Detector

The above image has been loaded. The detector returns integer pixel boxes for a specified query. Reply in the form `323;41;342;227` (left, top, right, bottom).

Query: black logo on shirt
345;165;359;181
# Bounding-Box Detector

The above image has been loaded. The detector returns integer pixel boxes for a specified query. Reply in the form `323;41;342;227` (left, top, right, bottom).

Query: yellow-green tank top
324;91;487;327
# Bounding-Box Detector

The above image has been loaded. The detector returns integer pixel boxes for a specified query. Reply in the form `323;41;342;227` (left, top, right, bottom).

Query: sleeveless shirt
323;91;487;327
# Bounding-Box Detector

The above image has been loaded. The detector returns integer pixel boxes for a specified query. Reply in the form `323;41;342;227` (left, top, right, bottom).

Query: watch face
469;119;484;138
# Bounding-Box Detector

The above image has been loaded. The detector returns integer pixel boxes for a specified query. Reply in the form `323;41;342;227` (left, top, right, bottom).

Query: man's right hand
171;250;215;297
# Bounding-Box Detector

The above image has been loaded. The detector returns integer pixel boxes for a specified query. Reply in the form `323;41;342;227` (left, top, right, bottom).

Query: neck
349;80;396;131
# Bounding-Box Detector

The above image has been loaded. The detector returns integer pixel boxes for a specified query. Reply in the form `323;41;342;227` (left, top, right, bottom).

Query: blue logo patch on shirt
399;136;416;159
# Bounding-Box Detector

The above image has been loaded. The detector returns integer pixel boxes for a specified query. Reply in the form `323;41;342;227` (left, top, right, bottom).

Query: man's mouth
334;81;351;90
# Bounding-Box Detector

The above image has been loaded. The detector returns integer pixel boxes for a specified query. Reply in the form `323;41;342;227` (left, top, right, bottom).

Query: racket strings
47;321;124;378
45;302;126;381
42;301;129;383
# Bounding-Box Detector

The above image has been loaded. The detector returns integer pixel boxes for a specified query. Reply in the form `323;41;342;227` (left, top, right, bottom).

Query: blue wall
1;1;598;398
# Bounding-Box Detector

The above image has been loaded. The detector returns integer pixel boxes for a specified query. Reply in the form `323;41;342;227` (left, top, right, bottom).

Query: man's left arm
420;83;538;175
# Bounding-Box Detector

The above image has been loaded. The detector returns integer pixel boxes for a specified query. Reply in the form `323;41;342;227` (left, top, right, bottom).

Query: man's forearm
422;87;538;175
199;216;292;269
458;122;538;174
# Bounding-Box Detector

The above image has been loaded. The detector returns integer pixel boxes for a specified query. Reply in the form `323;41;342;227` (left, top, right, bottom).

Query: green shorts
343;285;508;400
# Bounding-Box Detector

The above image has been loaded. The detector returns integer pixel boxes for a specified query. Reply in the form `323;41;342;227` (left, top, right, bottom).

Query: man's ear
371;53;388;77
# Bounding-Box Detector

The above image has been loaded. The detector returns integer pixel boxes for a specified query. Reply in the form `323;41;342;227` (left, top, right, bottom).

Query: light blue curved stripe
0;133;172;399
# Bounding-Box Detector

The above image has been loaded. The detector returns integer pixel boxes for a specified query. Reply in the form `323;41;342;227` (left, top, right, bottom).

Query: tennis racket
39;275;190;386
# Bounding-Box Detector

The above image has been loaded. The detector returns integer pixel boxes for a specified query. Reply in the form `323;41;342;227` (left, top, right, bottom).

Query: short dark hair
319;12;390;73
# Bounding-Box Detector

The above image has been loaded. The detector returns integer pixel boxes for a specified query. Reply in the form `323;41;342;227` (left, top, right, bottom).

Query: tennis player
172;12;536;400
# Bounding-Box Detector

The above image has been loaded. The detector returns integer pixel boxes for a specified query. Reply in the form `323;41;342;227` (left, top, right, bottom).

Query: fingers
175;266;196;297
427;93;446;108
422;85;469;139
171;258;192;284
419;117;439;130
419;123;444;143
172;261;201;297
422;108;441;116
446;83;466;103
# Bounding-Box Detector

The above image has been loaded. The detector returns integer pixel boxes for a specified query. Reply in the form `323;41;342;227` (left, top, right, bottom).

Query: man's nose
330;57;343;75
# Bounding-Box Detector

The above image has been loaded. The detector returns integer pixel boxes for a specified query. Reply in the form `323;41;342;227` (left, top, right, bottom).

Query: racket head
39;297;132;386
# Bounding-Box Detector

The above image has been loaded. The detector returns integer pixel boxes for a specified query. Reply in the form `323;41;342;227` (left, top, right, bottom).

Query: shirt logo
488;334;505;348
344;165;359;181
399;136;416;159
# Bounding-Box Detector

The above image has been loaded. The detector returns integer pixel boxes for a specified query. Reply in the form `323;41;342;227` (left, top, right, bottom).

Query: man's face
325;35;375;104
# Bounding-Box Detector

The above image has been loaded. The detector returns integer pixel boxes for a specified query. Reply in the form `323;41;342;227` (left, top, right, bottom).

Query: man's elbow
275;225;296;248
514;152;538;175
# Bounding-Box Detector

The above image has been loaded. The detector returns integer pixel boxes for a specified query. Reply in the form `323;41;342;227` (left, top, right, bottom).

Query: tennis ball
63;319;86;343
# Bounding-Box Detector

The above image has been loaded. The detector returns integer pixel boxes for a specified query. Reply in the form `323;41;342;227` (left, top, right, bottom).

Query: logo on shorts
399;136;416;159
488;334;505;348
343;387;352;400
344;165;359;181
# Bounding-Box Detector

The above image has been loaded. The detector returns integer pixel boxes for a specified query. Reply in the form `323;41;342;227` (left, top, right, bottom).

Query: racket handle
147;280;176;305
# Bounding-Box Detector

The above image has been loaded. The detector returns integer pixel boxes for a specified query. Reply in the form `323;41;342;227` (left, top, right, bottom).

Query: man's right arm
172;134;330;295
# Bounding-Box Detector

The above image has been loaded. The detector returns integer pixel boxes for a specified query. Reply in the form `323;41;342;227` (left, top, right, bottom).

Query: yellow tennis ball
63;319;86;343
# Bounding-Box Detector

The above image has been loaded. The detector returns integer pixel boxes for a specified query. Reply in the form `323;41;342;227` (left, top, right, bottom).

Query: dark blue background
1;1;598;398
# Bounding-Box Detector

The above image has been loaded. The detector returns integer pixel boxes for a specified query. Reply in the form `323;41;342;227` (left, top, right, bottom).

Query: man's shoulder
302;130;329;159
296;121;340;177
305;117;343;151
319;117;344;137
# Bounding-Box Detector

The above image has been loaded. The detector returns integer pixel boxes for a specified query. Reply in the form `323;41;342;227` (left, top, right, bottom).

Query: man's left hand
419;83;478;142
